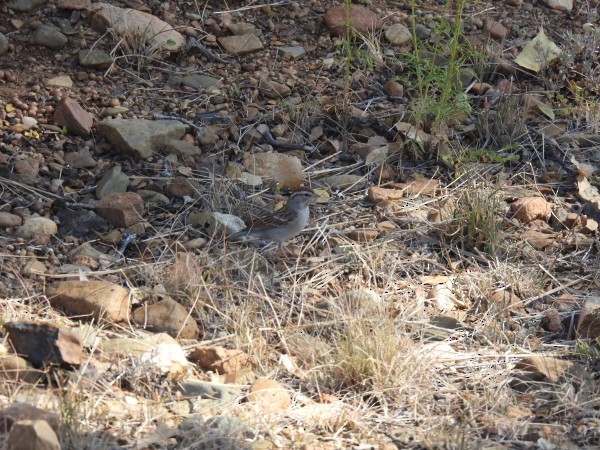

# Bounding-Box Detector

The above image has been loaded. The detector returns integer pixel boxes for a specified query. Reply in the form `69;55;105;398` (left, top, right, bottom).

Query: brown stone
132;297;199;339
247;378;291;412
96;192;144;227
46;280;131;323
323;5;379;37
577;296;600;339
53;97;94;136
189;345;253;374
510;197;552;223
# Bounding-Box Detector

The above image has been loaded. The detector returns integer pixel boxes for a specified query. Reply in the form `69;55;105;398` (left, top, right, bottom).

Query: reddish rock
53;97;94;136
7;420;60;450
247;378;291;412
0;404;60;433
132;297;199;339
96;192;144;227
323;5;379;36
510;197;552;223
577;296;600;339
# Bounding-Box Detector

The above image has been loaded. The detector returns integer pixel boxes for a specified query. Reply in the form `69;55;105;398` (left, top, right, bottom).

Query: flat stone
46;280;131;323
97;118;186;159
64;148;97;168
218;34;263;55
241;152;304;188
46;75;73;88
279;46;306;60
78;48;112;69
577;297;600;339
181;74;221;90
89;3;185;51
58;0;91;9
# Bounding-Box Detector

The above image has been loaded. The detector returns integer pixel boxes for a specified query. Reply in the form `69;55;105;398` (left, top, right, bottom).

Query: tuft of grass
443;184;504;254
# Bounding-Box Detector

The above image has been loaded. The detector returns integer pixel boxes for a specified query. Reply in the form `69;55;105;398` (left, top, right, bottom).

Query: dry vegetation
1;0;600;448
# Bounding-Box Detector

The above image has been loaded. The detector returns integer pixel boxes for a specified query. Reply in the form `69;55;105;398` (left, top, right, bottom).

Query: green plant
403;0;482;126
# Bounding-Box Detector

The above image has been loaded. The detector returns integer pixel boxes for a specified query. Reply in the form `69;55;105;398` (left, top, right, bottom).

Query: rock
46;75;73;88
414;23;430;40
30;25;68;50
58;0;91;9
540;308;563;332
259;79;292;99
99;334;188;378
484;20;508;41
279;46;306;60
53;97;94;137
228;22;261;36
541;0;572;12
4;322;83;366
247;379;291;412
8;0;46;12
383;80;404;97
0;355;41;383
46;280;131;322
0;404;60;433
166;176;197;198
165;139;202;160
384;23;412;45
16;217;58;239
13;158;40;182
0;211;22;227
577;297;600;339
68;242;118;269
7;420;60;450
241;152;304;188
188;211;245;235
218;34;263;55
78;48;112;69
96;191;144;227
89;3;185;51
510;197;552;223
181;74;221;90
318;174;366;190
64;148;97;168
178;379;242;401
0;33;9;56
323;5;379;36
138;189;170;207
132;297;199;339
95;165;129;199
22;259;47;276
56;209;110;240
189;346;253;373
97;118;187;159
581;216;598;234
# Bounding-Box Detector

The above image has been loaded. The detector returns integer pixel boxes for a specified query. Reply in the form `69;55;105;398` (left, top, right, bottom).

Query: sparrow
228;187;315;249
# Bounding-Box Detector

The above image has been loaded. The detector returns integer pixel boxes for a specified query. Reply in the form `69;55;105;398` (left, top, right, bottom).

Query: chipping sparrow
228;187;315;249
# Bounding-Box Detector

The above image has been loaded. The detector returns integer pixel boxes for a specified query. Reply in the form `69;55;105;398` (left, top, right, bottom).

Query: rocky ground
1;0;600;448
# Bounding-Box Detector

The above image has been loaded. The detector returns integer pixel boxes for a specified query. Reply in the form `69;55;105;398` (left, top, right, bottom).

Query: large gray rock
98;118;187;159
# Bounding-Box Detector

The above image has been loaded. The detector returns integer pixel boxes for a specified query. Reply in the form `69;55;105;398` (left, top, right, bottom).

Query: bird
228;186;315;249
